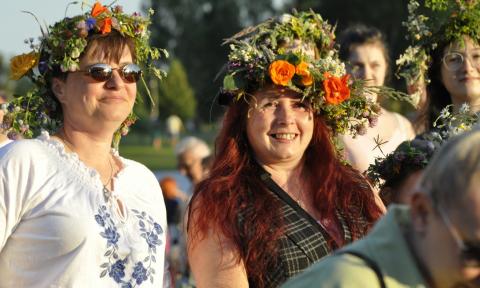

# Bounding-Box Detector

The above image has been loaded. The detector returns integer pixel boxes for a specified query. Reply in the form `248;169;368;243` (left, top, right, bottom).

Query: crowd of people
1;0;480;287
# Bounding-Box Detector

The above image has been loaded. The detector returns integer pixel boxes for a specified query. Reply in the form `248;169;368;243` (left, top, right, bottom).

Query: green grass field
118;144;177;171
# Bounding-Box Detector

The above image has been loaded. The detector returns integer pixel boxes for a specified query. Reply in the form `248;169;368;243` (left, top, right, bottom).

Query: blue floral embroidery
110;259;127;283
95;205;163;286
132;262;148;285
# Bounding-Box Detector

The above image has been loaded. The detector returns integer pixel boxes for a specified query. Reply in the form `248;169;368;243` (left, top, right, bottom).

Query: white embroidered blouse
0;132;167;287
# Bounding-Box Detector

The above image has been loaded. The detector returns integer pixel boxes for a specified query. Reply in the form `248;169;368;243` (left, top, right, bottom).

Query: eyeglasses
437;205;480;267
442;51;480;72
76;63;142;83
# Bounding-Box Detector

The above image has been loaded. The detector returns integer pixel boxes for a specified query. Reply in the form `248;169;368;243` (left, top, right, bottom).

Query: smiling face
52;43;137;133
441;37;480;107
246;86;314;167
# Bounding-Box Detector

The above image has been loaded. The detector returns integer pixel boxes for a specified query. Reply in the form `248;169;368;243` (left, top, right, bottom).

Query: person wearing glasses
284;126;480;288
0;2;168;287
187;12;387;288
337;25;415;173
397;0;480;132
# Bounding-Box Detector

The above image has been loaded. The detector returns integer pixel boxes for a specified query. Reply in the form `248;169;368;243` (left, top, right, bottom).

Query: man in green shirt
284;128;480;288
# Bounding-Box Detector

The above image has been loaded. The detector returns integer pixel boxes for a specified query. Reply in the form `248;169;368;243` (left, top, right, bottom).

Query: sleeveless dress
238;169;369;287
342;112;414;173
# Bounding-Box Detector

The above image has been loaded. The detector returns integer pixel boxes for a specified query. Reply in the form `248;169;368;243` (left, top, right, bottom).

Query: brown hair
48;30;136;117
338;24;391;83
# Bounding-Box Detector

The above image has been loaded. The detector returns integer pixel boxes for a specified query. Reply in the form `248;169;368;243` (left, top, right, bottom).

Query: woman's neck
56;126;113;166
261;159;308;194
451;96;480;113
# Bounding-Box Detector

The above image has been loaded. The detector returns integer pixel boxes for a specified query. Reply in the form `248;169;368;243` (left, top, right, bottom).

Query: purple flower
38;61;49;75
113;5;123;13
356;124;367;136
394;152;406;161
86;18;97;31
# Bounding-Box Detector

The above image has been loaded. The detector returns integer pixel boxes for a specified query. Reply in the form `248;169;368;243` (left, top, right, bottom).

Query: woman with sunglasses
0;3;168;287
397;0;480;131
187;12;385;288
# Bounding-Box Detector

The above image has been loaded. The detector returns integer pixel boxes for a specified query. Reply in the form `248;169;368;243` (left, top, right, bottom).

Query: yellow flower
10;52;39;80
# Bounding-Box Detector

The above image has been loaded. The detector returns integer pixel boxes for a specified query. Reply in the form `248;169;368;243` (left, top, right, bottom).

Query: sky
0;0;143;58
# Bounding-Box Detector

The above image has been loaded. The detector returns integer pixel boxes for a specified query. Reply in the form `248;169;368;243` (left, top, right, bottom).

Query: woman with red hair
187;11;385;287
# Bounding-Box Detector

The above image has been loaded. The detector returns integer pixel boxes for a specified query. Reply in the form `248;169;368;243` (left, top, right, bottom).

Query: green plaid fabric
237;171;368;287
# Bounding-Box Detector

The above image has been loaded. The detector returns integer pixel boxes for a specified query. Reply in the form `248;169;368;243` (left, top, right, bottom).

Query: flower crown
367;103;479;189
2;1;167;147
396;0;480;87
218;10;396;136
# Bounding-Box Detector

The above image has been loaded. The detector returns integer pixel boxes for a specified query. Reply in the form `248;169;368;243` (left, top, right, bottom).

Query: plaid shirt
239;171;367;288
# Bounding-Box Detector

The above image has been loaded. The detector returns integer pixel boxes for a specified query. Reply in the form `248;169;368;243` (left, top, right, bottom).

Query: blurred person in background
397;0;480;132
284;126;480;288
0;91;12;148
166;114;183;147
338;24;415;173
160;176;189;287
175;136;211;188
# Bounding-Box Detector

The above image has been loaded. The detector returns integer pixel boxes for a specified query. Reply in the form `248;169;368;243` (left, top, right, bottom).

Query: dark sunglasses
437;205;480;267
77;63;142;83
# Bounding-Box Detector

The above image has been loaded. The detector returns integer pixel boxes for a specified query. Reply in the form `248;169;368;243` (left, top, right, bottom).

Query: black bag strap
335;250;386;288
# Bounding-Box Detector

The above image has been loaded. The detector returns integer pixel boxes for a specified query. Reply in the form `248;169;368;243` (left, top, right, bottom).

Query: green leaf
223;74;237;90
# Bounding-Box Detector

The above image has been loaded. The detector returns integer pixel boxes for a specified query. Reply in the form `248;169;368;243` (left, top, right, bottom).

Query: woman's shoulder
117;156;159;190
0;138;50;162
386;110;415;138
118;157;155;177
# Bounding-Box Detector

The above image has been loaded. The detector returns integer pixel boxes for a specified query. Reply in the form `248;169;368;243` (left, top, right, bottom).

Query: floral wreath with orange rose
2;1;167;148
218;10;409;136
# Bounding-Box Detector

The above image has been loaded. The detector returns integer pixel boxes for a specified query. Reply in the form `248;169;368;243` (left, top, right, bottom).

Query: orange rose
91;2;108;17
323;72;350;105
100;17;112;34
295;61;313;86
269;60;295;86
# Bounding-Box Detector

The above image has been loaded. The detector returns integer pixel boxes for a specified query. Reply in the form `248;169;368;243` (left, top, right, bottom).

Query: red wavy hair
188;98;383;287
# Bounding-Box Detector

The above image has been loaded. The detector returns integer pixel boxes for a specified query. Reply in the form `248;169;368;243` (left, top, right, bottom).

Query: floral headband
367;103;479;189
396;0;480;89
217;10;413;137
2;1;167;147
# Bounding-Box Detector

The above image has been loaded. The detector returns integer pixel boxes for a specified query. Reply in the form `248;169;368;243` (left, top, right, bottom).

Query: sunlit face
347;43;388;88
441;37;480;106
425;182;480;287
246;86;314;167
53;45;137;131
177;150;204;185
395;170;423;205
